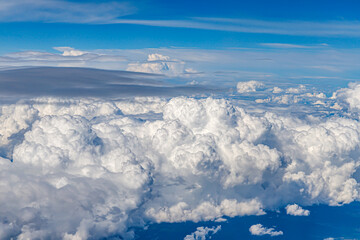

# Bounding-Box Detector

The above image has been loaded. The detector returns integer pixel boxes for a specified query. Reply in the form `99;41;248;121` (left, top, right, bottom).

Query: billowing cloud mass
335;82;360;112
184;226;221;240
285;204;310;216
237;80;264;93
249;224;283;236
1;82;360;238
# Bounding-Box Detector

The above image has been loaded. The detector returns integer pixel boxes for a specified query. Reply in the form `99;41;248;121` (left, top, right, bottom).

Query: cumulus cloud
147;199;265;223
249;224;283;236
2;46;360;86
285;204;310;216
237;80;264;94
286;84;306;94
0;48;206;80
255;84;329;106
53;47;87;56
184;225;221;240
335;82;360;113
272;86;283;93
127;53;192;76
2;82;360;238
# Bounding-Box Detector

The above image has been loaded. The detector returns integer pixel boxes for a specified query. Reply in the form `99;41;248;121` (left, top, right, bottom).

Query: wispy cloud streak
113;18;360;37
0;0;135;23
1;1;360;37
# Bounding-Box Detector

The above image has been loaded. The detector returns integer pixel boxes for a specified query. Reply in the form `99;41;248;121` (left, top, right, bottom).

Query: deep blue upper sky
1;0;360;54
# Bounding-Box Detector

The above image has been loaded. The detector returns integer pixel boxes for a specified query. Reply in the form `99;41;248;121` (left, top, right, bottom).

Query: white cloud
184;225;221;240
249;224;283;236
147;53;171;61
237;81;264;93
2;48;128;70
146;199;265;223
53;47;87;56
1;46;360;86
335;83;360;113
127;53;189;76
272;87;283;93
285;204;310;216
2;82;360;238
286;85;306;94
256;84;328;106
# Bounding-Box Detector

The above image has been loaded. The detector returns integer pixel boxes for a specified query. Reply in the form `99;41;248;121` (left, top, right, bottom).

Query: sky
1;0;360;87
3;1;360;240
2;0;360;51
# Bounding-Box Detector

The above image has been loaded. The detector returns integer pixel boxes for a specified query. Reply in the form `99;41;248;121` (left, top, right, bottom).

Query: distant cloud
249;224;283;236
184;226;221;240
1;45;360;85
285;204;310;216
0;0;135;23
2;47;128;70
53;47;87;56
127;53;194;76
237;80;264;93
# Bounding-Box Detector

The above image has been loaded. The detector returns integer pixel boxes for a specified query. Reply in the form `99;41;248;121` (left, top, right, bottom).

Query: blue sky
1;0;360;87
1;0;360;53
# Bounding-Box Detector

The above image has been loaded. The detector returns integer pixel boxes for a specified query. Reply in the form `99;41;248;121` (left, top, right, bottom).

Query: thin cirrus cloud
112;18;360;37
0;1;360;37
260;43;316;49
0;0;135;23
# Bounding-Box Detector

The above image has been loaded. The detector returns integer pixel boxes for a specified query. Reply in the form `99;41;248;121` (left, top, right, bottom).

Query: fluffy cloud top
285;204;310;216
249;224;283;236
127;53;193;76
237;80;264;93
184;226;221;240
1;83;360;238
335;83;360;112
54;47;87;57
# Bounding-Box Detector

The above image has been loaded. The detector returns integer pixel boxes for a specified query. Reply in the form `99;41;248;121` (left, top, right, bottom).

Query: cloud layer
1;82;360;238
2;46;360;87
0;67;211;101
